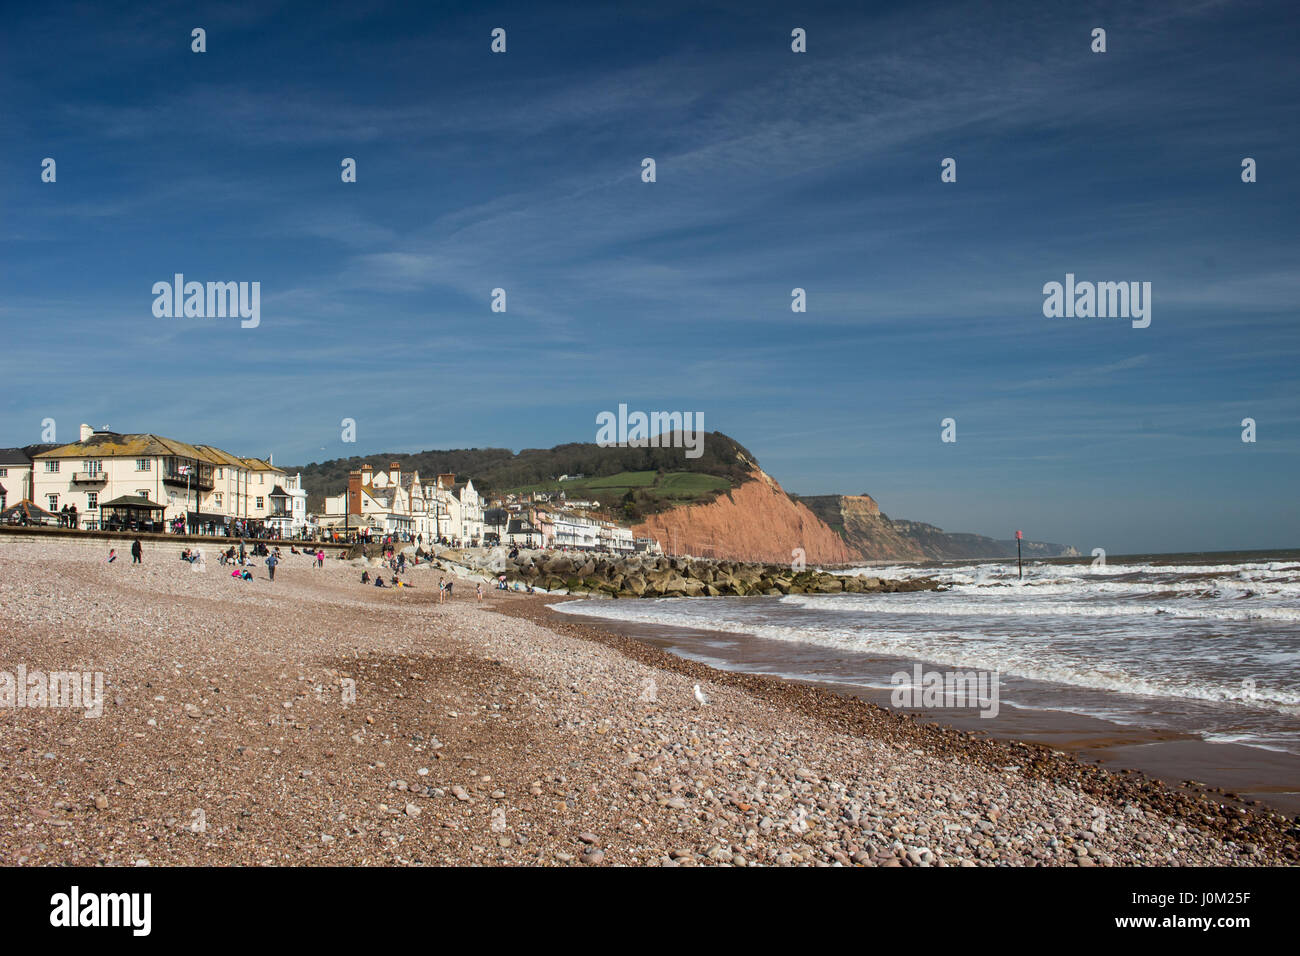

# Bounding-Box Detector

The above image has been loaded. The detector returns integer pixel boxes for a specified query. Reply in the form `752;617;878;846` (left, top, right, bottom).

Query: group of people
288;545;326;567
103;534;495;599
360;569;411;589
358;569;477;601
105;538;329;583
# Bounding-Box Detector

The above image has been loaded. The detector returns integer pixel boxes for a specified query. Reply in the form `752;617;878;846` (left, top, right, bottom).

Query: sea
555;551;1300;767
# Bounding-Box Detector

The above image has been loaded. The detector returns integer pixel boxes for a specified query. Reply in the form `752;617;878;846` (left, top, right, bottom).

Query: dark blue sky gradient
1;0;1297;552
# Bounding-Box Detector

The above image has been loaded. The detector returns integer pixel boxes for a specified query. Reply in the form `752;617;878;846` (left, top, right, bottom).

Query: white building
553;514;599;550
267;473;310;536
29;424;289;533
599;521;636;553
322;464;484;546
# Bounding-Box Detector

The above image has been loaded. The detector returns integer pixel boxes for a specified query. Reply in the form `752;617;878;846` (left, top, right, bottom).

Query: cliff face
633;471;860;564
800;494;926;561
630;470;1075;564
800;495;1074;560
889;520;1076;560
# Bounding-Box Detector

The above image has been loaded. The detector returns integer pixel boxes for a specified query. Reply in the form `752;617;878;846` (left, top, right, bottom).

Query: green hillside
289;433;755;516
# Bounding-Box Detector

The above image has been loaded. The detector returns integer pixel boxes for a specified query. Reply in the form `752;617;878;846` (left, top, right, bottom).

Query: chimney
390;460;401;482
348;470;363;517
79;423;92;441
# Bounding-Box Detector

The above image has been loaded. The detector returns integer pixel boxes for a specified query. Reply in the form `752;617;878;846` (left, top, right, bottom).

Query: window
86;459;103;475
136;489;149;499
44;461;59;473
0;468;7;477
47;494;59;511
136;459;151;472
259;475;265;485
86;492;97;509
216;468;223;479
214;492;223;508
256;496;264;509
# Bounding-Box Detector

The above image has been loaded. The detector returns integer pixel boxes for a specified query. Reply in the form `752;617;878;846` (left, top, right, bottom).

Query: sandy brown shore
1;539;1296;866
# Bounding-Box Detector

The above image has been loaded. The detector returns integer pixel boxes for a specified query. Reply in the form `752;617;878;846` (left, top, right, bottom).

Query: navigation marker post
1016;529;1023;580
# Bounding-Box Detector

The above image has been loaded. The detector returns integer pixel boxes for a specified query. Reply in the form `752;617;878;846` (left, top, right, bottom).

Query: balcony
163;472;214;491
72;471;107;485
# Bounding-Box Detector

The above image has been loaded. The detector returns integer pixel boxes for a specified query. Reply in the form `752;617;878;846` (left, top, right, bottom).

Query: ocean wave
553;598;1300;713
779;592;1300;623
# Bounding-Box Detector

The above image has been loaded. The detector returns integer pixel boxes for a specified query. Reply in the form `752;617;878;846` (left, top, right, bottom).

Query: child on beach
107;548;116;563
476;582;483;602
438;578;446;603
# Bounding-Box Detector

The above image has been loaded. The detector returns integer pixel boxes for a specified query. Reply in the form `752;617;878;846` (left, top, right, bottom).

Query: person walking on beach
107;548;117;563
438;577;446;604
131;539;142;564
475;582;483;603
239;539;246;564
266;550;279;581
316;548;324;569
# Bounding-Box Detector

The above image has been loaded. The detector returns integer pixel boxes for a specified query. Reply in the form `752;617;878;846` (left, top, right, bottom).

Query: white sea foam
554;554;1300;752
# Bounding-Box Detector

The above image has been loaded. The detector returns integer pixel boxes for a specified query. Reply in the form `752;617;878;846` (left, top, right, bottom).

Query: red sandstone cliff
633;470;862;564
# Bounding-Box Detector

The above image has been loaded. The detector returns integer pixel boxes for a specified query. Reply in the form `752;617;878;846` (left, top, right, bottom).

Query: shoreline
491;596;1300;856
535;602;1300;815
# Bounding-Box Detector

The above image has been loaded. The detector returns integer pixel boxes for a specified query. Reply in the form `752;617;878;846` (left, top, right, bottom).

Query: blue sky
2;0;1297;553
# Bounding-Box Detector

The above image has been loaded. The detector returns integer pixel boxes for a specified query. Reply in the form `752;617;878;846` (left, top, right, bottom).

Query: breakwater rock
464;550;940;599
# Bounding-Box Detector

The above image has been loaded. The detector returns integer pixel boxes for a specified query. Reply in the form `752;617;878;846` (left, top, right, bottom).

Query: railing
163;472;215;491
72;471;107;484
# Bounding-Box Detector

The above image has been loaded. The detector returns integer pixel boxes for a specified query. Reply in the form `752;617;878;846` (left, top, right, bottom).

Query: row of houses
495;509;658;554
0;424;661;552
0;425;307;534
320;462;485;547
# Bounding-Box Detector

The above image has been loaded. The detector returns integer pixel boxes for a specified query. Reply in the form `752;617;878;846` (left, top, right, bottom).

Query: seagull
693;684;709;707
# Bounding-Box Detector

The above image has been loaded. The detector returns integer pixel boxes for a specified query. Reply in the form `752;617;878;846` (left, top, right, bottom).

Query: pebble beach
1;538;1296;867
